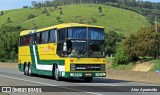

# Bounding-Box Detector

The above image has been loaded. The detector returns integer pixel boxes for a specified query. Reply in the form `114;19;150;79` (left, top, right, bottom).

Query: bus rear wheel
24;64;28;75
84;77;93;82
28;64;32;76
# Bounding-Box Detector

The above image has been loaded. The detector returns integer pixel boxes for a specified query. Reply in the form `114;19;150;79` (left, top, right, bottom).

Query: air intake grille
74;64;103;71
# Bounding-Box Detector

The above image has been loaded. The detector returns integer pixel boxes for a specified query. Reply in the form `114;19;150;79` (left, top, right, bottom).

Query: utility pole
155;16;158;59
155;16;158;33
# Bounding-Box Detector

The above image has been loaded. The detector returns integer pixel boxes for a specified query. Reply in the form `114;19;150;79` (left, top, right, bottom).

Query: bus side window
26;35;30;45
49;29;56;43
23;36;26;45
41;31;49;44
20;36;23;46
57;29;66;42
32;33;37;44
29;33;36;45
36;33;40;44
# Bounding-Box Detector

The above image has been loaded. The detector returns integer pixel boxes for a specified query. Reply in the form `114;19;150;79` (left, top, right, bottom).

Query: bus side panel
28;43;65;76
29;44;52;76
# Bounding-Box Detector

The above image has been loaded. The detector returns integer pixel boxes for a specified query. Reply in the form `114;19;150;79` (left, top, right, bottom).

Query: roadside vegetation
110;25;160;72
149;60;160;72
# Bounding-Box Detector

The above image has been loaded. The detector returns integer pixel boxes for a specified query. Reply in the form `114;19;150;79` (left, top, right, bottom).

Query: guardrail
0;63;17;68
107;70;160;84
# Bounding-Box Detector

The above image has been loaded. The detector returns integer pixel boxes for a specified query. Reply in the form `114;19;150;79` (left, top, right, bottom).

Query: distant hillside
0;4;150;35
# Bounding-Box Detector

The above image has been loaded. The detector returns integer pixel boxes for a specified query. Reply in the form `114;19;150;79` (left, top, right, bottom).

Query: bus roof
20;23;104;36
20;30;33;36
37;23;104;32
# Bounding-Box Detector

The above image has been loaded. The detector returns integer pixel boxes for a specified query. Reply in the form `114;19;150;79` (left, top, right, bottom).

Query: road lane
0;67;159;95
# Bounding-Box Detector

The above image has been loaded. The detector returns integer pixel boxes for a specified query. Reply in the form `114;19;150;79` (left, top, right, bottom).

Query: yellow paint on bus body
18;46;31;64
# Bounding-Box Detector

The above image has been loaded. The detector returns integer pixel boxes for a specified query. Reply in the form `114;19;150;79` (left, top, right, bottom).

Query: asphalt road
0;67;159;95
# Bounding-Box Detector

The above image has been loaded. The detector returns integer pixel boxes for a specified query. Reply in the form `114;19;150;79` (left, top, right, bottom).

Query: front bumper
60;71;106;78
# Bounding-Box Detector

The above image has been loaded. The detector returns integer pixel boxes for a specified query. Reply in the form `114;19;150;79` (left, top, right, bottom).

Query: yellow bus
18;23;106;82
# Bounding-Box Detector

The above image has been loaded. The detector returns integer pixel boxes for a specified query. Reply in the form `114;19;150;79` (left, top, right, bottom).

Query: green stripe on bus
29;45;64;75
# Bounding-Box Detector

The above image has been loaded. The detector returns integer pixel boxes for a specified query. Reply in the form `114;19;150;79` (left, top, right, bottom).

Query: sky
0;0;44;11
143;0;160;2
0;0;160;11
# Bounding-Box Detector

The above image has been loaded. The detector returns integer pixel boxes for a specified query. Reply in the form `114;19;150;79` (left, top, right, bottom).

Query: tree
123;25;160;60
7;17;12;23
98;6;102;13
31;1;37;8
57;17;62;22
104;31;124;56
0;25;23;62
112;44;130;67
42;8;48;14
28;14;36;19
10;50;16;62
1;11;3;15
60;9;63;15
23;6;28;8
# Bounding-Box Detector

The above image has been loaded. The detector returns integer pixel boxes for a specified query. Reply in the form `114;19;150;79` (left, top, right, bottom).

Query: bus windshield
67;27;104;40
64;27;105;58
89;28;104;40
68;27;86;39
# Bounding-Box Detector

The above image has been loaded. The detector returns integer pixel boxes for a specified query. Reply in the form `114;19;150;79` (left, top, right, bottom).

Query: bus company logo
44;45;52;52
2;87;11;92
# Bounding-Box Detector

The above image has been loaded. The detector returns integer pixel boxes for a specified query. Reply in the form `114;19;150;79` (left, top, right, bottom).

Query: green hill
0;4;150;35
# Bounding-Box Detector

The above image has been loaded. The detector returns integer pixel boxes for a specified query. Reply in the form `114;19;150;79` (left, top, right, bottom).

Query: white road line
0;74;104;95
74;83;118;86
93;83;118;86
0;74;56;86
86;92;104;95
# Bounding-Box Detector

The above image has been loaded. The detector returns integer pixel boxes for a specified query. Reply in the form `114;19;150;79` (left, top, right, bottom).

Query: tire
84;77;93;82
24;64;28;75
28;64;32;76
54;65;61;81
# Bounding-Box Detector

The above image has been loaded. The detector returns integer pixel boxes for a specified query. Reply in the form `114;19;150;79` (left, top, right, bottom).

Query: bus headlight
100;64;105;71
70;64;75;71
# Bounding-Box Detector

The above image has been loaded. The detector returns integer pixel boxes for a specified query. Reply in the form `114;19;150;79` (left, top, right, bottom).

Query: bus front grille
70;64;105;71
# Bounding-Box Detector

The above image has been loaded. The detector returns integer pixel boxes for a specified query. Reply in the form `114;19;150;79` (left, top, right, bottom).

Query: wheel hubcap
29;66;31;74
55;67;58;79
24;65;28;75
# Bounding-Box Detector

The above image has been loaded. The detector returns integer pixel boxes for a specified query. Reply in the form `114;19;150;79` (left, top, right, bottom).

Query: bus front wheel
54;65;61;81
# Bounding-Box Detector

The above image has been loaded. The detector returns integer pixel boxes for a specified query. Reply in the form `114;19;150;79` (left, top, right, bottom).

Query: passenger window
49;29;56;43
41;31;49;43
57;29;66;42
36;33;40;44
